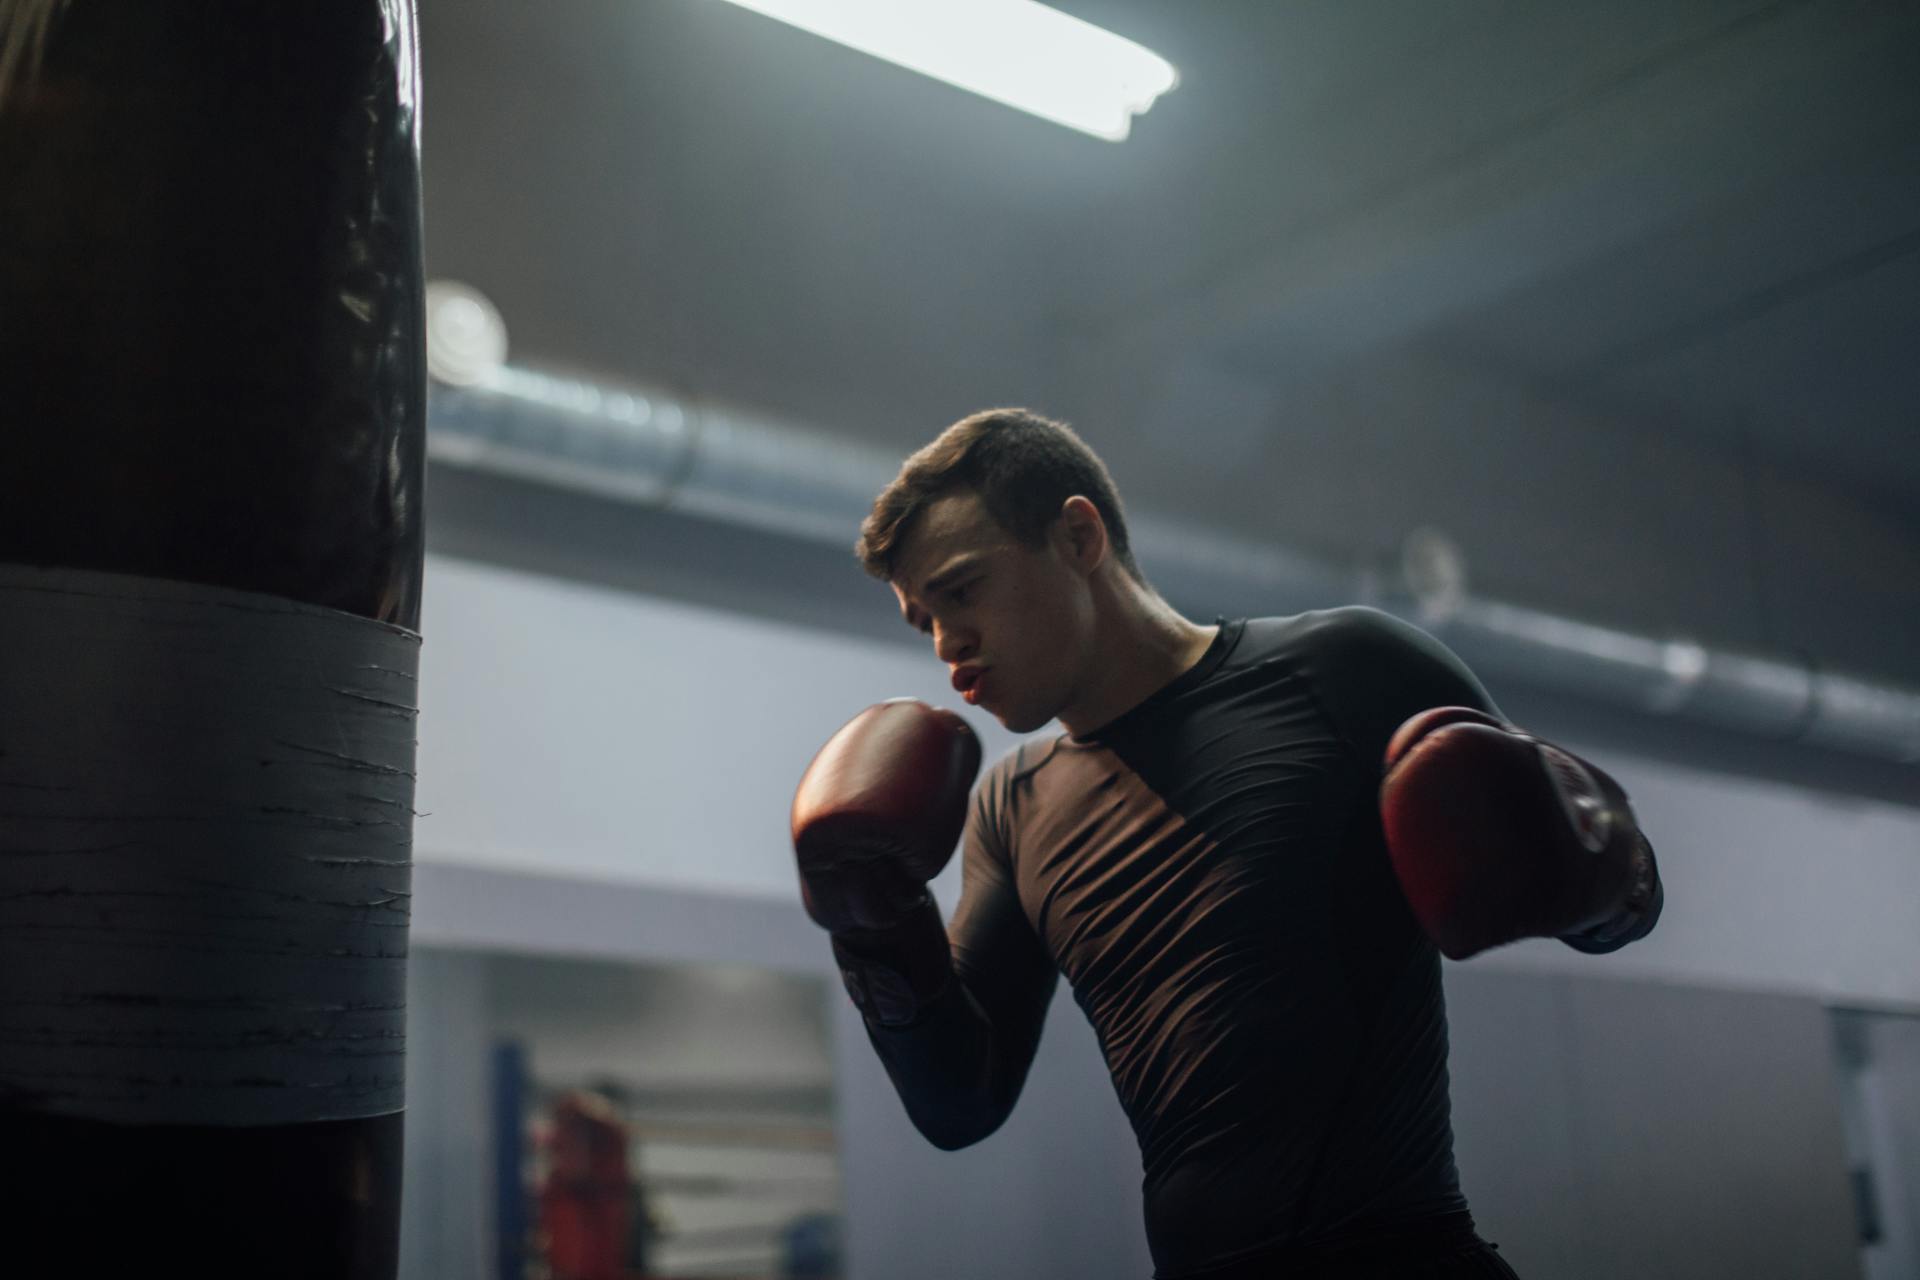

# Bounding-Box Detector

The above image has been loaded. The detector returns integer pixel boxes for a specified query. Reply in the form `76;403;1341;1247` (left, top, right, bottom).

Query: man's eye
950;580;977;605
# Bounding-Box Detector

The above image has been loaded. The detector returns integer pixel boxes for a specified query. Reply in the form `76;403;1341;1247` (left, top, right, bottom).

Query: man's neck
1059;583;1218;737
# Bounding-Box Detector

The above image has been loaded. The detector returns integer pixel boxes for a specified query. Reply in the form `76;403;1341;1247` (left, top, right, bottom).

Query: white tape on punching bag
0;567;420;1126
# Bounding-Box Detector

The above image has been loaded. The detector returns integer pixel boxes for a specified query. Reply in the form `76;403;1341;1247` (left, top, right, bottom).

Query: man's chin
997;706;1054;735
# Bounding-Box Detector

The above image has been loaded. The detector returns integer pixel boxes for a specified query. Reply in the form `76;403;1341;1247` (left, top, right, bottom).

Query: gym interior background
393;2;1919;1277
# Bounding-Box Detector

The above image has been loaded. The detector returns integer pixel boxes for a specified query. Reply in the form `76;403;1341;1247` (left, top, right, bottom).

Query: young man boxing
790;409;1662;1279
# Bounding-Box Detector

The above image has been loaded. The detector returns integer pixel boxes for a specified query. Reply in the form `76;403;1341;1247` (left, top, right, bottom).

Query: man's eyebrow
897;558;981;631
921;557;982;596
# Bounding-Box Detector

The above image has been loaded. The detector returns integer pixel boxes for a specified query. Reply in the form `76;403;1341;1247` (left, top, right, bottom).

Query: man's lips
951;666;986;701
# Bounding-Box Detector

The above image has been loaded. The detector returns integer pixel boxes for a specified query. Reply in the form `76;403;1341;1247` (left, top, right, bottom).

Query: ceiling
417;0;1920;664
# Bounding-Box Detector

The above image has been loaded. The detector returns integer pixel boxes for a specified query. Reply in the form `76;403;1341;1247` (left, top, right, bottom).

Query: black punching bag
0;2;425;1276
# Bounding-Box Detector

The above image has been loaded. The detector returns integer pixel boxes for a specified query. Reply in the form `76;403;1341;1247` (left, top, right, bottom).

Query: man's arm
1381;705;1667;960
790;703;1055;1150
1290;608;1665;960
849;803;1058;1150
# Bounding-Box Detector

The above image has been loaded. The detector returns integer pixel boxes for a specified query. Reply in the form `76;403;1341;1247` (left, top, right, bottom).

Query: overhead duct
426;364;1920;766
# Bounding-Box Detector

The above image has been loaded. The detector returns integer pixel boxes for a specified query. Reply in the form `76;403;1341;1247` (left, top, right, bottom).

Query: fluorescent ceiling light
716;0;1179;141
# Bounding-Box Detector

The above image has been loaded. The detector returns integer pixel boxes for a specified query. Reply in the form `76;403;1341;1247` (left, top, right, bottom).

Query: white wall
1445;969;1863;1280
416;552;1920;1009
415;553;1037;907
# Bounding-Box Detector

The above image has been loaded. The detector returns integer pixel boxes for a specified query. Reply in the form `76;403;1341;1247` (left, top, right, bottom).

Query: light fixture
715;0;1179;141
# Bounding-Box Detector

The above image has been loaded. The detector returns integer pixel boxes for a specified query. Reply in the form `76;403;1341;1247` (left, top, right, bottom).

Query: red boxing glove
1381;707;1656;960
792;699;981;1026
791;698;981;934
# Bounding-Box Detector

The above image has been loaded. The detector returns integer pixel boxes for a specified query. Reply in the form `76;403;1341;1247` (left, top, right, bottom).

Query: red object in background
539;1092;633;1280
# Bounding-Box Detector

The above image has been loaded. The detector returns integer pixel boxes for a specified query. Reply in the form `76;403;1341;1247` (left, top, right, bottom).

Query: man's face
890;491;1093;734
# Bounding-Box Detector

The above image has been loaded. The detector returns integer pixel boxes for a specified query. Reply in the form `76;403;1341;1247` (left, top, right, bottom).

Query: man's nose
934;622;974;664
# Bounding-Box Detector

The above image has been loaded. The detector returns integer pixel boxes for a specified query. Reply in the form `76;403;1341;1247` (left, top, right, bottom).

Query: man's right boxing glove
1380;706;1660;960
791;698;982;1026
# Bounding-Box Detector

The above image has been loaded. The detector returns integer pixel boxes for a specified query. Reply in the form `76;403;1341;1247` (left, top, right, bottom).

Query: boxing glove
1380;707;1658;960
792;699;981;1024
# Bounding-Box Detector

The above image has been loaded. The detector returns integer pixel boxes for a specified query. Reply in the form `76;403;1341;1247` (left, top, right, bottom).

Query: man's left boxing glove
1380;706;1661;960
791;698;982;1026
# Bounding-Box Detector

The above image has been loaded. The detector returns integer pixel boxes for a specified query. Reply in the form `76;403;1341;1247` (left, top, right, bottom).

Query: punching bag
0;2;425;1276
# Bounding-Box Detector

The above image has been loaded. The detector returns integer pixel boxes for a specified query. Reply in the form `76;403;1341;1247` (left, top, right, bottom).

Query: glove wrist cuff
1562;835;1662;953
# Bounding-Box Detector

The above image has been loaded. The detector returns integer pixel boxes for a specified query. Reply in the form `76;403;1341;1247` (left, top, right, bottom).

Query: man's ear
1056;495;1109;575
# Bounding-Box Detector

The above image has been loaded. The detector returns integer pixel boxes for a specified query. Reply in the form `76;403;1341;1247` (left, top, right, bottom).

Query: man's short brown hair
856;408;1142;584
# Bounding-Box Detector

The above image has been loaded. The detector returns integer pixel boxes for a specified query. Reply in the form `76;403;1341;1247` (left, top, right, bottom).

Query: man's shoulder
969;737;1068;862
1240;605;1498;744
1240;605;1432;665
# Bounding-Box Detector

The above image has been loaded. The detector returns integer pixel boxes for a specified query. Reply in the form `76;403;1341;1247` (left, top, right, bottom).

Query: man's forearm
831;901;1043;1149
859;974;1021;1150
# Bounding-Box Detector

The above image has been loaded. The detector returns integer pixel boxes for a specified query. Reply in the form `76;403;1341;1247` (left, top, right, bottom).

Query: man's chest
1006;720;1360;984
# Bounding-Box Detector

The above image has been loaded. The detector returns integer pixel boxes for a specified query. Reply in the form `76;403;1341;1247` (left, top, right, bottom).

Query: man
791;409;1663;1278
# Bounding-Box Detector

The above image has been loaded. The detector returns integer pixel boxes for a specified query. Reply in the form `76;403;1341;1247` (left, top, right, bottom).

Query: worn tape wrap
0;566;420;1127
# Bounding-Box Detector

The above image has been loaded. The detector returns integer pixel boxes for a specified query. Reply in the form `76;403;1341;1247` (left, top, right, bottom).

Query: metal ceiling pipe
428;365;896;544
426;365;1920;766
